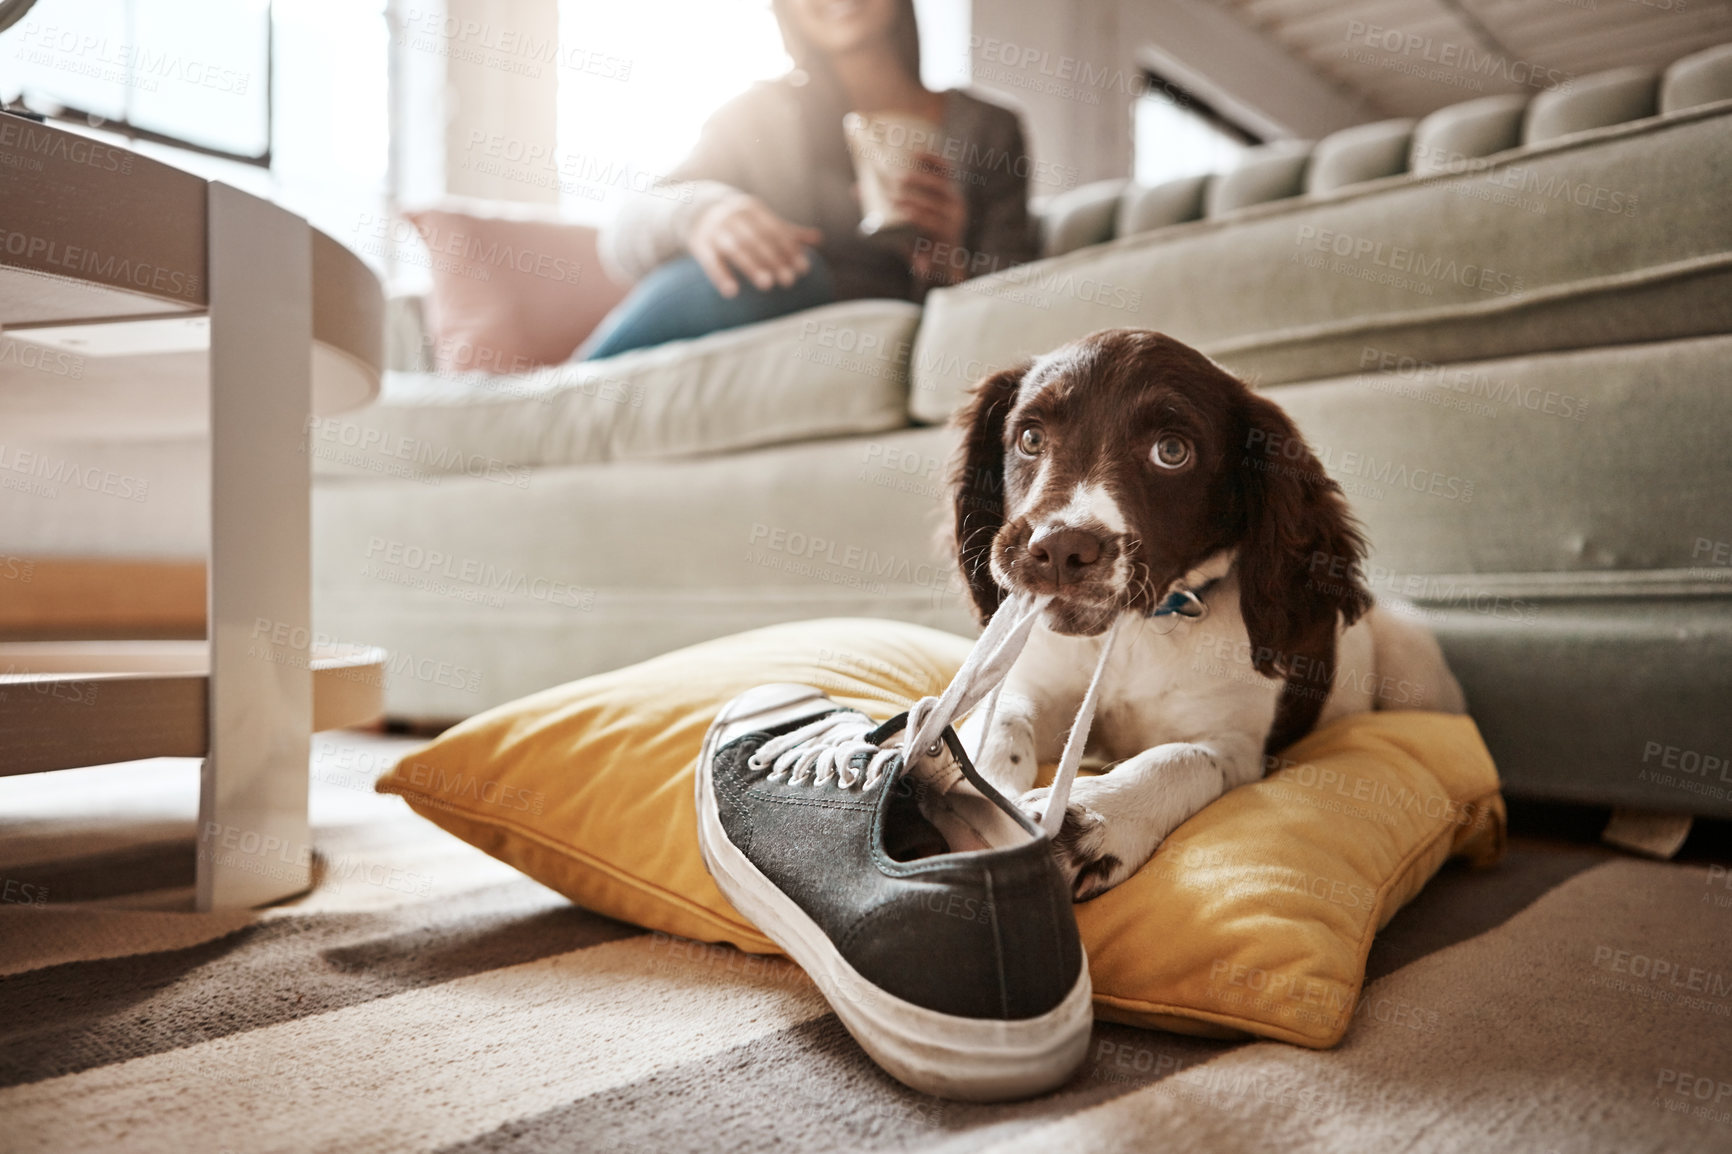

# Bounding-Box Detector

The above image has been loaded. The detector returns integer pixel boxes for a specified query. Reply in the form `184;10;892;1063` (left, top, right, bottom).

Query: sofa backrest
920;41;1732;428
916;97;1732;420
1034;42;1732;260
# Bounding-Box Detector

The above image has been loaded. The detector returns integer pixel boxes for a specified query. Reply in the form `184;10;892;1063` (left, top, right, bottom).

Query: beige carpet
2;734;1729;1153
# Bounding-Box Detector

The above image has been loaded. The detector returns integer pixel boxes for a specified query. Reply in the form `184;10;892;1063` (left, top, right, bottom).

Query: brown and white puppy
951;329;1465;899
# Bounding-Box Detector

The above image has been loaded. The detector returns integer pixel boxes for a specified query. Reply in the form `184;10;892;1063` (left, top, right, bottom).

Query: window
552;0;971;226
5;0;272;162
3;0;392;282
553;0;790;225
1133;73;1255;187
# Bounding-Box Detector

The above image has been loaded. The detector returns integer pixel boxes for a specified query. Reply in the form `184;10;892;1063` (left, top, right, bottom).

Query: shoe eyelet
926;742;941;757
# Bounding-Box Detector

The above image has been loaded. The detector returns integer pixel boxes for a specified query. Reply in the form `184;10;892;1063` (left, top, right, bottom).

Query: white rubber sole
695;685;1094;1102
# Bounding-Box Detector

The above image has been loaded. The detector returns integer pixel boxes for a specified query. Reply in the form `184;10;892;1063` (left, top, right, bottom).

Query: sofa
122;43;1732;818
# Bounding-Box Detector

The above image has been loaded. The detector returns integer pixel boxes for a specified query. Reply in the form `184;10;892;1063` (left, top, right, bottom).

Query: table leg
197;183;314;910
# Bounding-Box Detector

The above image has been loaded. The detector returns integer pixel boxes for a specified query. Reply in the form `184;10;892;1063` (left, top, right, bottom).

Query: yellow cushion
377;618;1504;1048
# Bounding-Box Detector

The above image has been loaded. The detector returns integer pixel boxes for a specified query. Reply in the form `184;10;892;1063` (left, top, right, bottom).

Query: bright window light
4;0;390;278
5;0;271;157
555;0;972;225
555;0;792;223
1134;89;1248;187
269;0;389;246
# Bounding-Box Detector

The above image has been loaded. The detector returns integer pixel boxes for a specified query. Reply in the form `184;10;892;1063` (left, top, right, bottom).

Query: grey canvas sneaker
695;682;1092;1102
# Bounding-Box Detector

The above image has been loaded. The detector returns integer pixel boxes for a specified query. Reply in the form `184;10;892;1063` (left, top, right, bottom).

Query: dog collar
1148;576;1221;620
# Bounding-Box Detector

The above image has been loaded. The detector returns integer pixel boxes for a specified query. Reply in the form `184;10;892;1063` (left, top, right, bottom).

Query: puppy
951;329;1465;899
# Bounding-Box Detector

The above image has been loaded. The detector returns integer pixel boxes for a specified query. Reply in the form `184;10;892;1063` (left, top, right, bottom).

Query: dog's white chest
1012;610;1281;761
1095;619;1217;755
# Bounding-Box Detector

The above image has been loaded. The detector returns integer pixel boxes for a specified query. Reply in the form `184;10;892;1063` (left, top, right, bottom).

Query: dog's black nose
1026;525;1103;585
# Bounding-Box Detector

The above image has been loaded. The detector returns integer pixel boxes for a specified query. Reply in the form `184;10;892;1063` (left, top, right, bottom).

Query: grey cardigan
599;80;1037;302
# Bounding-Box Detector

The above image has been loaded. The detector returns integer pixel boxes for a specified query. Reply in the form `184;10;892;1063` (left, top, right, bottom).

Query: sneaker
695;682;1092;1101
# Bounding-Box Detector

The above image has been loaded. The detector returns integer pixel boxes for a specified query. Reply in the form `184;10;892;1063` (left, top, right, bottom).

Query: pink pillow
405;204;632;373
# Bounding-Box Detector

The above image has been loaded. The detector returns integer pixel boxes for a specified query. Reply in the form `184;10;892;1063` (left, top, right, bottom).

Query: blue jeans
580;251;835;361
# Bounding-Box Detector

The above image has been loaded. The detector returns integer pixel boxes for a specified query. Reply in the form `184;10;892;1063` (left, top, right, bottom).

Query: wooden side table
0;113;386;909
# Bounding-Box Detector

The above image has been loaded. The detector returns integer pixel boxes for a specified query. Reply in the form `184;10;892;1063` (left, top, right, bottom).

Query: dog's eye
1017;426;1045;457
1151;435;1191;470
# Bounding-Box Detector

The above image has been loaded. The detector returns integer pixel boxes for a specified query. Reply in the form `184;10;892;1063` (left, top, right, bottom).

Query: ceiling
1211;0;1732;118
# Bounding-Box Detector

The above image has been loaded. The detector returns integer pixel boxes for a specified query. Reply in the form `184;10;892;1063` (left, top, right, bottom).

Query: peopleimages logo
401;761;545;815
1592;945;1732;998
746;523;953;592
1245;425;1476;504
1342;21;1572;91
1640;741;1732;785
0;117;133;174
0;338;83;380
0;229;198;299
461;132;690;203
362;536;595;610
304;416;531;489
797;317;909;367
248;618;484;693
16;22;251;94
0;879;48;909
1357;346;1589;421
1209;959;1356;1016
0;443;150;502
356;213;585;285
1294;225;1524;298
399;9;632;81
849;103;1079;190
969;36;1155;98
1409;146;1640;217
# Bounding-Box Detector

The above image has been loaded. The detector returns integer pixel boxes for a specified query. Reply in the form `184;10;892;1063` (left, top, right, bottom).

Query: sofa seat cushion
375;617;1505;1048
312;425;971;719
310;300;920;475
1264;334;1732;578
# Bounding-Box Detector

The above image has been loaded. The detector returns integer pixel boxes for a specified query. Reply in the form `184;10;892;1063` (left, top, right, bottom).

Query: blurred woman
582;0;1036;360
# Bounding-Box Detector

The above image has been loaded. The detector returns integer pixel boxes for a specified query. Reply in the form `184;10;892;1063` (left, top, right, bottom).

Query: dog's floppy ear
1235;388;1372;679
950;363;1027;625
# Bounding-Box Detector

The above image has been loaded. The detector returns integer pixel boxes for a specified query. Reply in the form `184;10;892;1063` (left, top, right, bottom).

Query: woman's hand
890;157;968;286
687;192;823;298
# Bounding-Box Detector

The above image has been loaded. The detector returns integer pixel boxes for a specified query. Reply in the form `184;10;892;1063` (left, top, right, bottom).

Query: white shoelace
750;711;904;790
748;592;1122;838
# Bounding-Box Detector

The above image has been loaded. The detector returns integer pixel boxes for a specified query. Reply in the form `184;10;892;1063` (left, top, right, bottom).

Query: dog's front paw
1019;787;1136;901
